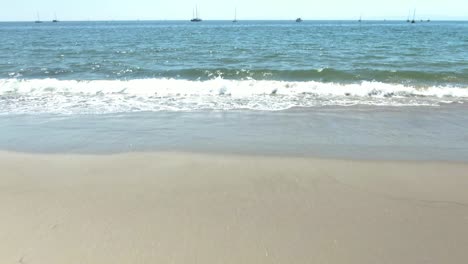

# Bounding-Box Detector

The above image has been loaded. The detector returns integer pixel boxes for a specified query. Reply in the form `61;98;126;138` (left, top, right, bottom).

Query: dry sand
1;151;468;264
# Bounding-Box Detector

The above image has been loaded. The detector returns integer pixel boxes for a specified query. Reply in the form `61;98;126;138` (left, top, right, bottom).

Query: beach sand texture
1;152;468;264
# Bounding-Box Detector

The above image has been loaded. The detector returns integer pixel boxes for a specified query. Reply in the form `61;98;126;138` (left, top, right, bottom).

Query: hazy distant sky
1;0;467;21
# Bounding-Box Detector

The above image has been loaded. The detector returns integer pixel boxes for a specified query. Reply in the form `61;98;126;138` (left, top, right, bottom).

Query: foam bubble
1;78;467;114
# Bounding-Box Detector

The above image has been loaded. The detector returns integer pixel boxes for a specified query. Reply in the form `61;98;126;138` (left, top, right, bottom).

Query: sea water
1;21;467;160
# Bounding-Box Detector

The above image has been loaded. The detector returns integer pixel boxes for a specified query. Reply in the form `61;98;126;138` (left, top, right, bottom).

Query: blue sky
1;0;467;21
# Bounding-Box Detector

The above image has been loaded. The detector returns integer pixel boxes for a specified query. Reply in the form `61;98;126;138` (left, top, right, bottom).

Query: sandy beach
1;151;468;264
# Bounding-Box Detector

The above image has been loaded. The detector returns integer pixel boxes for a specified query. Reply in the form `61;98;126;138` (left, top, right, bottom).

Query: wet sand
1;151;468;264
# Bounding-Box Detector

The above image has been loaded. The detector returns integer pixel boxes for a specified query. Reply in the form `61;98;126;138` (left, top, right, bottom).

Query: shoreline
2;106;468;162
3;150;468;164
2;151;468;263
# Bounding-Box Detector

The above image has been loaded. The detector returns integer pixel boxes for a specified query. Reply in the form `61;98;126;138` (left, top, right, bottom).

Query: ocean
1;20;467;160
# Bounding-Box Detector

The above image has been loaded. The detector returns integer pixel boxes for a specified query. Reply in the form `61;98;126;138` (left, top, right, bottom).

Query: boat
191;6;202;22
34;12;42;23
358;15;362;22
232;8;238;23
296;18;302;22
52;13;59;23
411;9;416;23
406;10;410;22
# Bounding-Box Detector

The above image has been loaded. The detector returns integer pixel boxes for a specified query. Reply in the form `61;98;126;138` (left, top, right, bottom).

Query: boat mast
190;5;202;22
35;12;42;23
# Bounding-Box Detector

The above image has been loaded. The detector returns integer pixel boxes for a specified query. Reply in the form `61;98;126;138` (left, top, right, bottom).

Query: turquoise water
1;20;468;112
1;21;467;82
1;21;467;159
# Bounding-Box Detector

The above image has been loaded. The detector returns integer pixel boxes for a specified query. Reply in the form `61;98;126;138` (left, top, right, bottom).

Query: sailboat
52;13;59;23
406;10;410;22
34;12;42;23
358;15;362;22
411;9;416;23
232;8;238;23
191;6;202;22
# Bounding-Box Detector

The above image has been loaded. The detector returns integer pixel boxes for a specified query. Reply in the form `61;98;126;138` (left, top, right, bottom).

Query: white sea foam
1;78;467;114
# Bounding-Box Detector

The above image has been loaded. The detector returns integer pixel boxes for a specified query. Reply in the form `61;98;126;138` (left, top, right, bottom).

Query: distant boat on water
411;9;416;23
296;18;302;22
191;6;202;22
34;12;42;23
232;8;238;23
358;15;362;22
52;13;59;23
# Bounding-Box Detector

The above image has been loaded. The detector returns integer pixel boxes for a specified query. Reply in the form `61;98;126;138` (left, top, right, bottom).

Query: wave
174;68;468;84
4;67;468;85
1;78;467;114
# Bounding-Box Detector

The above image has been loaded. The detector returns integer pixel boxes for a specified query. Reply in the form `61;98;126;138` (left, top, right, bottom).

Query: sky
0;0;467;21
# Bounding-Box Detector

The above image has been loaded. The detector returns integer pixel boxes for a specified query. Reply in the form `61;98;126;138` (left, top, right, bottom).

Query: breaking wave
1;78;467;114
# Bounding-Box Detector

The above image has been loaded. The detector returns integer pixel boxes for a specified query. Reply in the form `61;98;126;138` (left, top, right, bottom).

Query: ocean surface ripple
1;20;467;113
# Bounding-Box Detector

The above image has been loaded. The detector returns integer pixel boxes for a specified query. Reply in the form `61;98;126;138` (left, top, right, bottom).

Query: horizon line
1;18;467;23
